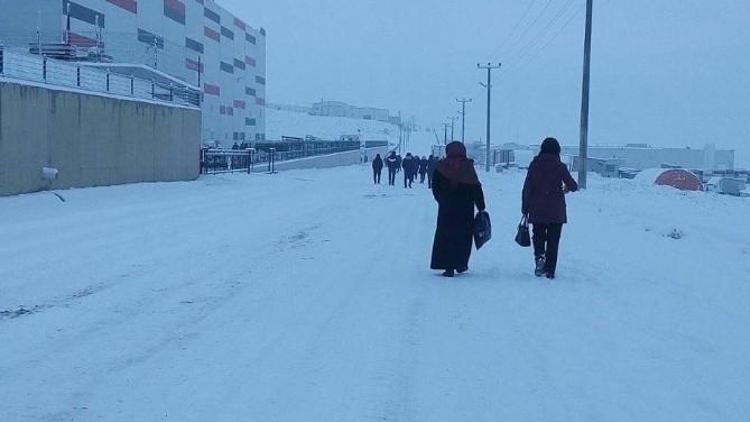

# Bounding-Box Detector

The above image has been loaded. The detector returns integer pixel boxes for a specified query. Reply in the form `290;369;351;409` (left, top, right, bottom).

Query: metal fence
201;148;257;175
0;46;200;107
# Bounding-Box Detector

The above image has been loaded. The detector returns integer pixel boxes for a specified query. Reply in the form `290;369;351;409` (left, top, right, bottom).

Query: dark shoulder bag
515;216;531;247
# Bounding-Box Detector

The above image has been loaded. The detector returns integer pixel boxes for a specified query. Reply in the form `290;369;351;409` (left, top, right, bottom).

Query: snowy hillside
1;163;748;420
266;108;398;143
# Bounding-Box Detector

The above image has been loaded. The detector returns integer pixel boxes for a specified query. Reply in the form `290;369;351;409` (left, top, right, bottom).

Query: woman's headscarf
436;142;481;186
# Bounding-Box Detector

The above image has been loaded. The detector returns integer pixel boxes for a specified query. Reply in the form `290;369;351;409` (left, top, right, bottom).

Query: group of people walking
425;138;578;279
371;152;438;188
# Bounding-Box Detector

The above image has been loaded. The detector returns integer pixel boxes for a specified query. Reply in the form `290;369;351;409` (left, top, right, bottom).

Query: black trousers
373;169;382;184
404;173;414;188
420;172;426;183
533;223;563;275
388;169;397;185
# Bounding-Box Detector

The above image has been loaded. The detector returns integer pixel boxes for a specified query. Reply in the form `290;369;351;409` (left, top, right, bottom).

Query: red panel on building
107;0;138;13
185;58;204;73
256;97;266;106
204;83;220;96
234;17;246;31
204;27;220;42
234;100;246;109
68;32;100;48
245;56;256;67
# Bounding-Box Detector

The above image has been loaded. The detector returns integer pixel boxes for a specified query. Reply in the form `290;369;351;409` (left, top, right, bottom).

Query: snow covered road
1;166;749;421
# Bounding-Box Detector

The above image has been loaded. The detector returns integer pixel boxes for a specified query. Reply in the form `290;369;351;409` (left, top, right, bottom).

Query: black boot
442;269;455;278
534;256;546;277
457;267;468;274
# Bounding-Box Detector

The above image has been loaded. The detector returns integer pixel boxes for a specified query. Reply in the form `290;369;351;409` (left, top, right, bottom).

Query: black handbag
473;211;492;250
515;216;531;247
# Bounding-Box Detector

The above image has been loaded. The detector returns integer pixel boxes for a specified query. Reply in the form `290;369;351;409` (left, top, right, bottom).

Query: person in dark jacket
385;151;399;186
418;156;428;184
372;154;384;184
402;153;418;188
431;142;486;277
426;155;438;188
522;137;578;279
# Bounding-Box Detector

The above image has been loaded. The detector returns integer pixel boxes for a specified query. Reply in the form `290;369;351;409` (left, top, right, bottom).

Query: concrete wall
0;81;201;196
255;147;389;172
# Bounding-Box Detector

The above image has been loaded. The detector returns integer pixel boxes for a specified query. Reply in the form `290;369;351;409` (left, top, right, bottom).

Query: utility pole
442;123;450;145
456;98;472;143
448;116;458;143
578;0;594;189
478;63;501;172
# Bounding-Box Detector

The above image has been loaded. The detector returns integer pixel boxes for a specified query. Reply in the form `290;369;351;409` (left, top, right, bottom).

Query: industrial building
0;0;266;146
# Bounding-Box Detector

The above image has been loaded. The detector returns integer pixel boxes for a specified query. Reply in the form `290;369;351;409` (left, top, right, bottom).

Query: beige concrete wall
0;81;201;196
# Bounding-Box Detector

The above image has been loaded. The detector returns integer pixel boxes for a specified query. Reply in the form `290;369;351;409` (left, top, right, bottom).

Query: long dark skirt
430;206;474;270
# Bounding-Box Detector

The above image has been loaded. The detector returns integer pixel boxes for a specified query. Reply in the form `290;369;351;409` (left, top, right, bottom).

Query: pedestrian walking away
402;153;418;188
418;156;428;184
426;155;438;189
430;142;485;277
385;151;399;186
521;137;578;279
372;154;384;185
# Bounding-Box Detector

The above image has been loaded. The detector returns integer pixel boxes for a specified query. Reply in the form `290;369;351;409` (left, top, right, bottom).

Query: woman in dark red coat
431;142;486;278
522;138;578;279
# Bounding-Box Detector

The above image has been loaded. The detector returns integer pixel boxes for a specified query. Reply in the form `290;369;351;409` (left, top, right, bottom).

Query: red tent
655;169;703;192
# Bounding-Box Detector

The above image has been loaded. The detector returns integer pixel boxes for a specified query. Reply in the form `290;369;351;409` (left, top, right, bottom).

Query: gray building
0;0;267;146
560;145;735;172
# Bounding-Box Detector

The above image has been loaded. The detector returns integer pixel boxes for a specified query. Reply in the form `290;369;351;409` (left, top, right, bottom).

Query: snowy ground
1;163;749;421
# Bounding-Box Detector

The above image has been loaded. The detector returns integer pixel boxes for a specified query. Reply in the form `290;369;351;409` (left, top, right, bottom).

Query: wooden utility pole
578;0;594;189
456;97;472;143
478;63;501;172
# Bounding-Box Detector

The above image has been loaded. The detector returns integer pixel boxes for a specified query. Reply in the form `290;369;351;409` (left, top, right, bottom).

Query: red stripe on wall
234;100;246;109
204;27;220;42
244;56;256;67
204;83;220;96
68;32;100;48
107;0;138;13
185;58;204;73
234;18;246;31
256;97;266;106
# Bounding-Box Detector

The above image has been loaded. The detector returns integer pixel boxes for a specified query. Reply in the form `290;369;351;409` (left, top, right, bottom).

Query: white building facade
0;0;266;146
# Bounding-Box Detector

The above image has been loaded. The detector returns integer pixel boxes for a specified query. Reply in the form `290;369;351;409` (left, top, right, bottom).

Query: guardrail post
130;76;134;96
268;148;276;174
42;56;47;81
0;44;4;75
169;84;174;102
106;72;110;92
151;80;155;99
76;66;81;87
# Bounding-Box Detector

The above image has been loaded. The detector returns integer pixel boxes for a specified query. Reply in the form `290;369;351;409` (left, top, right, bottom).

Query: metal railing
201;148;257;175
0;46;200;107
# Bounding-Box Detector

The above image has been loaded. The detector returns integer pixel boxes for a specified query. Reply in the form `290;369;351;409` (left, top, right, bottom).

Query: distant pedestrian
402;153;418;188
522;137;578;280
372;154;384;184
431;142;485;277
386;151;399;186
426;155;438;188
418;156;428;184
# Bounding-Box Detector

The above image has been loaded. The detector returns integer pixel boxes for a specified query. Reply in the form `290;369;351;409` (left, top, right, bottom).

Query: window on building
220;62;234;74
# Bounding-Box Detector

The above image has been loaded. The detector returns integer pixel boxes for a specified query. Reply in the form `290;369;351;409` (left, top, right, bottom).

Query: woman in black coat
522;137;578;279
431;142;486;277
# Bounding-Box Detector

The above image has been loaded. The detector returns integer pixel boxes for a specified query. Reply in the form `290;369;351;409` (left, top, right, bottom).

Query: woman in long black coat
430;142;486;277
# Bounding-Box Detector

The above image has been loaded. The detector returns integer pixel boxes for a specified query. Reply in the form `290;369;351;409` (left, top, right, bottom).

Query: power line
490;0;539;58
508;1;585;73
501;0;556;62
509;0;578;64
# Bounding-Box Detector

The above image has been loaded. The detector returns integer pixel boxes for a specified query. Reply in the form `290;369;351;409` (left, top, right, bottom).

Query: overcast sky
221;0;750;164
